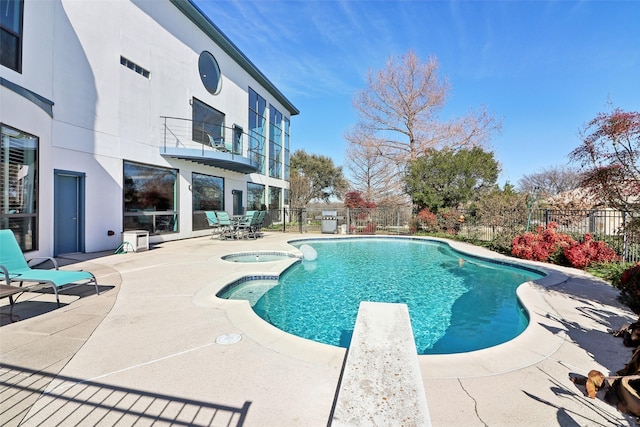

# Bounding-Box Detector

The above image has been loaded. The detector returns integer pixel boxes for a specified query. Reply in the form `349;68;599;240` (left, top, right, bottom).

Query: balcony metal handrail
161;116;263;160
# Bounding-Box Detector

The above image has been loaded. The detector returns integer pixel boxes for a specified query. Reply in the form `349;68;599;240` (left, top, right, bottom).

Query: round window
198;51;221;95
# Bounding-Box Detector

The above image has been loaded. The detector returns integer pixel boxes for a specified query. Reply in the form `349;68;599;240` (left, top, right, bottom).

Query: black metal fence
264;207;639;262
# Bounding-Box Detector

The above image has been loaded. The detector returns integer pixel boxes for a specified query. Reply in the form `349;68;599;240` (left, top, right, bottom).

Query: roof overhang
160;147;258;174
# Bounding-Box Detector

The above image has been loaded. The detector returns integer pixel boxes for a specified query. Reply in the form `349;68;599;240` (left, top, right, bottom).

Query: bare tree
289;172;314;208
345;132;408;207
345;50;501;168
517;166;583;198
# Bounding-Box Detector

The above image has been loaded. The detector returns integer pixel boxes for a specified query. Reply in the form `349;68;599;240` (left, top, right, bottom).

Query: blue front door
54;171;85;255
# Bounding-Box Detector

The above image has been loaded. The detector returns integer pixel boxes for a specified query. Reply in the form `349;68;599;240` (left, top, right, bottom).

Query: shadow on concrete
30;251;117;269
540;274;636;374
0;363;251;427
523;272;637;426
522;368;633;427
0;284;115;327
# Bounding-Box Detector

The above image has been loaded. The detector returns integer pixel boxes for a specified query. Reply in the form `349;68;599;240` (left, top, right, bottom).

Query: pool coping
193;234;570;379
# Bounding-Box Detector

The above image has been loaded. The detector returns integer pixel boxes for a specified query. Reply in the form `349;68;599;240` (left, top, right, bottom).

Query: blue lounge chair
0;230;99;307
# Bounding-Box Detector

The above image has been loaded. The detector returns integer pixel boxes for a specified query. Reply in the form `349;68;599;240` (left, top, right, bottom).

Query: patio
0;233;637;426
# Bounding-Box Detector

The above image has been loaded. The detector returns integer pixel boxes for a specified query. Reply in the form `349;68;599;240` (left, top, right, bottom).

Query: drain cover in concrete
216;333;242;345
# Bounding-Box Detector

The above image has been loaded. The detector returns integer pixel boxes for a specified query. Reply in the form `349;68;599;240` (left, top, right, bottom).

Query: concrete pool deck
0;233;638;426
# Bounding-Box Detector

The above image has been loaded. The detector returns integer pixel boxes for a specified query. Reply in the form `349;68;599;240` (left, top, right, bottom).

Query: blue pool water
219;238;544;354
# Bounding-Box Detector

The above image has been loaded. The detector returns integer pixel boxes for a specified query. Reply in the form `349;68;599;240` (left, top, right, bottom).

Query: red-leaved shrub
416;208;438;232
618;263;640;314
511;222;575;262
437;207;463;235
563;234;620;269
363;222;377;234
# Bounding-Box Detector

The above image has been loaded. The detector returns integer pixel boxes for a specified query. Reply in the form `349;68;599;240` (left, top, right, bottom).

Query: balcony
160;117;260;174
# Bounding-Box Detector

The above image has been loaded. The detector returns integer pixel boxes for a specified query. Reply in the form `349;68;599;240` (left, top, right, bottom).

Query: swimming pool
219;237;544;354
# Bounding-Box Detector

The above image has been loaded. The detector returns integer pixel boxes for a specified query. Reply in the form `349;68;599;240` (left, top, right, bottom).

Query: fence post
346;208;351;234
543;209;549;227
623;211;629;262
282;207;287;233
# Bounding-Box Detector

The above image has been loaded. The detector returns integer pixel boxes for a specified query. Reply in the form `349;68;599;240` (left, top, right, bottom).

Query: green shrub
587;261;634;287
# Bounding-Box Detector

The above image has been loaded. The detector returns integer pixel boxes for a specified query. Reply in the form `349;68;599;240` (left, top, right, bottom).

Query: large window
284;117;290;181
1;0;22;72
248;88;266;174
269;186;281;222
192;98;225;146
269;105;283;179
247;182;265;210
192;172;224;231
123;161;178;234
1;124;37;251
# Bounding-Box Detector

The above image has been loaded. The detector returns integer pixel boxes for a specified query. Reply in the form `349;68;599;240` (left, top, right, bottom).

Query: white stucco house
0;0;298;256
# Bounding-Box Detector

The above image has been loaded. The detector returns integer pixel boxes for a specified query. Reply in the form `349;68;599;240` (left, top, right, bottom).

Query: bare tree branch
345;50;502;200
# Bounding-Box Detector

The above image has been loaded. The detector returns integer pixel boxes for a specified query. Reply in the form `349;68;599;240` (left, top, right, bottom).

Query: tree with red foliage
344;191;377;209
344;190;377;227
570;108;640;213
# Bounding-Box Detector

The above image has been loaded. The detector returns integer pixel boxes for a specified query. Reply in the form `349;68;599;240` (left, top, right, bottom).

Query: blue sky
194;0;640;187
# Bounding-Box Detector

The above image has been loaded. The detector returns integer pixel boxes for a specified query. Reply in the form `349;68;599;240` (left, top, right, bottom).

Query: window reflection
269;105;283;179
0;124;38;251
269;186;281;221
248;88;266;174
123;161;178;234
192;98;225;146
0;0;23;72
192;172;224;231
247;182;265;211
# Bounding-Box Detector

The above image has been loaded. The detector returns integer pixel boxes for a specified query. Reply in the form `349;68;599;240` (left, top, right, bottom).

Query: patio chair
0;229;99;307
204;211;221;239
244;210;258;220
236;211;259;239
206;134;232;153
252;211;267;238
214;211;237;240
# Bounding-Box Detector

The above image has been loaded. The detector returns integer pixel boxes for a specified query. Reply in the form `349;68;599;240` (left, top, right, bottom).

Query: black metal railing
272;207;639;262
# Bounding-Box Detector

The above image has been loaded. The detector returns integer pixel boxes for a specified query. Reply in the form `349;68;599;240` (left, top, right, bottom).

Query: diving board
331;301;431;426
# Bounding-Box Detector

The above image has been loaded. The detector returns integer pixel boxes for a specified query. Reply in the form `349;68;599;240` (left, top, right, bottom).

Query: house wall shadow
0;363;251;426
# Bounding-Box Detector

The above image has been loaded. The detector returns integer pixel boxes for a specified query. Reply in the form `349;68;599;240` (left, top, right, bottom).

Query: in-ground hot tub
221;251;301;263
